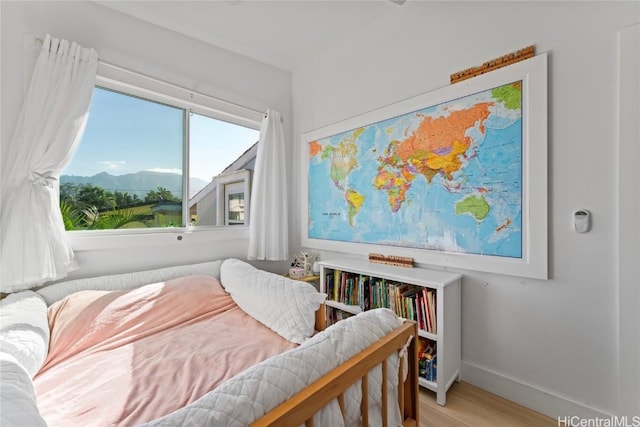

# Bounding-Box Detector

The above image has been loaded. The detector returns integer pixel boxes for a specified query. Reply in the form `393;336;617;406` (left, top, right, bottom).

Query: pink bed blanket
33;275;297;426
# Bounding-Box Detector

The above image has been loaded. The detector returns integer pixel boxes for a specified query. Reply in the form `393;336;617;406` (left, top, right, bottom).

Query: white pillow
0;291;49;378
220;259;326;344
37;259;224;305
0;354;47;426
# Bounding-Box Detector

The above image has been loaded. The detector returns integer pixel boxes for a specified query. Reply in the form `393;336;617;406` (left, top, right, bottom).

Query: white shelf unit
319;258;462;406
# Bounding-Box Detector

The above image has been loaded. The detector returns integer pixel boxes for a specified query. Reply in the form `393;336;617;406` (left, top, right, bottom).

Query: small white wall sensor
574;210;591;233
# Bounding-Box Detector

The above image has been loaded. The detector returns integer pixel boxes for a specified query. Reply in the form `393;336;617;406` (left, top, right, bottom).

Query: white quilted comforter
142;308;404;427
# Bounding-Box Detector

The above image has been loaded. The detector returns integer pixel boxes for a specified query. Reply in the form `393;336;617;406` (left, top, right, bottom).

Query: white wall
618;23;640;417
0;1;292;278
292;1;639;418
0;2;3;266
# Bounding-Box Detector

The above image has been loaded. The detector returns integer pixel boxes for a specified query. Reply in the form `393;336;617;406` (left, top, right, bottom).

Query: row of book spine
326;308;354;327
419;338;437;382
325;269;437;334
420;354;437;382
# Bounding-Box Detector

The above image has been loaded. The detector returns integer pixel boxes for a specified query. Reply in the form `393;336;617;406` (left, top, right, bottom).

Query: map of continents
308;81;523;258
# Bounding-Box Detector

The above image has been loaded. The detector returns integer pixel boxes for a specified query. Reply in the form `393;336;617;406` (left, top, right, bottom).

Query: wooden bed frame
251;303;420;427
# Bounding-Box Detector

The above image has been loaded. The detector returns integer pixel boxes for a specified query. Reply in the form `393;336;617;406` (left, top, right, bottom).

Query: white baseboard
461;361;613;421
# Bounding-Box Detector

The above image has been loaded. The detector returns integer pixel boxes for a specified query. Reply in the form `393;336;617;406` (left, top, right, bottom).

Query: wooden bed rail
250;320;419;427
315;303;327;332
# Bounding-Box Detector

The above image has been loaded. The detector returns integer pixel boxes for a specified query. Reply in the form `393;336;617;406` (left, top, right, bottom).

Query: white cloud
146;168;182;175
98;161;126;170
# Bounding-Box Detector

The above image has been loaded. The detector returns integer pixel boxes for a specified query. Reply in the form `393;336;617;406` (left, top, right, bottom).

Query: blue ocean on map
308;82;523;258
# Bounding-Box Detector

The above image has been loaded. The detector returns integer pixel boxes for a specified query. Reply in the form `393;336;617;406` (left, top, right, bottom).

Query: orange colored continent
396;102;493;165
309;141;322;158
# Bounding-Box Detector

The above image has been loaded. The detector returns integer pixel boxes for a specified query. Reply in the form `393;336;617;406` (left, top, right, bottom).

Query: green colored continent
320;145;333;161
492;82;521;110
455;195;490;221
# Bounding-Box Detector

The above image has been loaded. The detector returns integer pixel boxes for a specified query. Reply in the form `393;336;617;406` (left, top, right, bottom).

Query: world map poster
307;81;523;258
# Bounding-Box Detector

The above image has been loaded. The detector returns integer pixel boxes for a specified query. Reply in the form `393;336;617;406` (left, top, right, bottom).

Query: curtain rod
28;34;275;121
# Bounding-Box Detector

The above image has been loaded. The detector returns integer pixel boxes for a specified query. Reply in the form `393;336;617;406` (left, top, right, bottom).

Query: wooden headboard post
315;303;327;331
404;321;420;423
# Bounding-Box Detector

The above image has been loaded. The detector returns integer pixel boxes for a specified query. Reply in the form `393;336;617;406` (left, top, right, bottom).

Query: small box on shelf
291;252;320;277
288;267;306;279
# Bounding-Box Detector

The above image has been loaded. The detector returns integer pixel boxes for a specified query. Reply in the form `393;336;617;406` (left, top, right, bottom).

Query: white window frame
216;170;251;226
67;62;262;251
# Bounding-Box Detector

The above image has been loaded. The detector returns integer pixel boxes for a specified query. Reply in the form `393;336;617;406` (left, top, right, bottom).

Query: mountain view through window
60;87;259;230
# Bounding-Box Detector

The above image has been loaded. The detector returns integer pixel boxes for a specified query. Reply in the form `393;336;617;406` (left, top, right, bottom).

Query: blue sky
63;87;259;183
190;112;259;182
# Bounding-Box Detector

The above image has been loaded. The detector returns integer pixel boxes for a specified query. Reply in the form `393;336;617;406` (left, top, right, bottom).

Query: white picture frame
301;54;548;280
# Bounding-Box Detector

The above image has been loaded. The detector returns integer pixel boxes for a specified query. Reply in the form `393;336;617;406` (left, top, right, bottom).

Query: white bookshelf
319;258;462;406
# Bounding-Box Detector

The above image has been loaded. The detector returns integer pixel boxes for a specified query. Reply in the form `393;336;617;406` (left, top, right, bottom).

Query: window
216;170;251;226
60;68;260;232
227;192;245;224
188;114;257;227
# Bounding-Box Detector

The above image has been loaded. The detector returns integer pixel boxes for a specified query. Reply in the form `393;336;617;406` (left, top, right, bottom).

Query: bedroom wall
291;1;639;419
0;1;292;278
618;23;640;418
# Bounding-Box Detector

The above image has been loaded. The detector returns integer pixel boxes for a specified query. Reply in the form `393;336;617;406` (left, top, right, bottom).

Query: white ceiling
95;1;403;71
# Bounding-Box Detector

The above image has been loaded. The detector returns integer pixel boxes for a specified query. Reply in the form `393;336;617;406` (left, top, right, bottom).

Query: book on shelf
419;354;437;382
323;268;437;334
418;337;437;382
425;288;436;334
326;305;354;327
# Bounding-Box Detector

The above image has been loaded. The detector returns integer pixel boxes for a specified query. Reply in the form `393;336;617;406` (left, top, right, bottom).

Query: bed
0;258;419;427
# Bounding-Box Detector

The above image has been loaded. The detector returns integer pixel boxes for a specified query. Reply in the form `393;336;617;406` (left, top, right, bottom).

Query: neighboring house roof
189;180;217;206
189;141;258;208
220;141;258;175
151;201;182;213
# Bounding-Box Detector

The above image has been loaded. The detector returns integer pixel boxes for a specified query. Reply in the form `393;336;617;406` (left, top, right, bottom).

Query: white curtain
0;34;98;292
248;109;289;261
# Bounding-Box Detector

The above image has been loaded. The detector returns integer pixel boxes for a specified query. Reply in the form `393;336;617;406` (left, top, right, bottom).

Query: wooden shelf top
284;274;320;283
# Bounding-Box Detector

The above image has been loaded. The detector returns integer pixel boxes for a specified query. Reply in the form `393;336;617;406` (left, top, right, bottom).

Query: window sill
68;226;250;252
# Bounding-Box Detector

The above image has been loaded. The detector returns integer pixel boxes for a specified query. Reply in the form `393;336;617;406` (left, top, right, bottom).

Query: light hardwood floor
419;382;557;427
